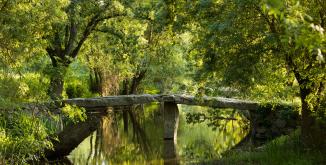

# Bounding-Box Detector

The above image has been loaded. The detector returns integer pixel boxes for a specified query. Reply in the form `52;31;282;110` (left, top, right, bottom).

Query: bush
0;110;53;164
220;130;326;165
65;83;91;99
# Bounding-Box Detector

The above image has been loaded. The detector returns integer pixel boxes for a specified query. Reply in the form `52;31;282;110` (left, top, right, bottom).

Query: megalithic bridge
63;94;261;110
63;94;260;140
45;94;292;161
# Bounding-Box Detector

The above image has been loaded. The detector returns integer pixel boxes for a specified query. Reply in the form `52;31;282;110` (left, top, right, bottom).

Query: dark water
68;103;249;164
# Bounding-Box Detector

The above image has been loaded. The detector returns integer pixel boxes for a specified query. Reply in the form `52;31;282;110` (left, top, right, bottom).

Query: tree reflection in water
178;105;250;164
68;104;249;164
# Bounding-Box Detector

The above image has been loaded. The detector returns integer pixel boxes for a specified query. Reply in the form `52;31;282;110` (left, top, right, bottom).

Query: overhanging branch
70;13;125;58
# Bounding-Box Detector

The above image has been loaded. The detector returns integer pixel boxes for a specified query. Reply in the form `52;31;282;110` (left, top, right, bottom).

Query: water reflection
68;103;249;164
178;105;249;164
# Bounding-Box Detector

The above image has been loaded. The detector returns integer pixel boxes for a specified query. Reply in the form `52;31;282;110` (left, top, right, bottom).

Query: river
67;103;249;164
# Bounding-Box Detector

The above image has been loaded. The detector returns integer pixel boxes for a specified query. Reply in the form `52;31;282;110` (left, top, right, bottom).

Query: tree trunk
89;68;103;94
130;70;146;95
119;71;146;134
286;53;325;149
300;84;326;149
121;80;130;133
300;87;314;146
46;48;70;100
48;73;64;100
47;63;68;100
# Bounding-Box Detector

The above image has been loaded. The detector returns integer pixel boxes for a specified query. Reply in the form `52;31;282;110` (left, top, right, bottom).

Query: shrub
0;110;53;164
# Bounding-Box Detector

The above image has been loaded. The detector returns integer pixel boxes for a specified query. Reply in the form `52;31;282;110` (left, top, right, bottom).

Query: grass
216;130;326;165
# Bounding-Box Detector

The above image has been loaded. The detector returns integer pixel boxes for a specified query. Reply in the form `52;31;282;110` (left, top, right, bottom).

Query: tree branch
64;25;70;47
95;27;124;40
64;19;77;55
46;48;58;67
319;11;326;29
253;5;278;34
0;0;9;12
70;13;125;58
54;32;64;58
130;69;147;94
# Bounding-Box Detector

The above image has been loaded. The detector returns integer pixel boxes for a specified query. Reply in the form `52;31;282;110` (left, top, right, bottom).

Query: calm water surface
68;103;249;164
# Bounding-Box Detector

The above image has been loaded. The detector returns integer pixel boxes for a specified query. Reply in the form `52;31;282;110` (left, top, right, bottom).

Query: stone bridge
63;94;261;141
45;94;297;162
63;94;260;110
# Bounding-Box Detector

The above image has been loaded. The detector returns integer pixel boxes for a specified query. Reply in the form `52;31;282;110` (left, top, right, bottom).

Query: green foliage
0;75;23;103
181;137;218;161
0;0;68;68
172;0;325;148
265;0;325;111
65;83;90;98
0;0;325;162
62;104;87;124
69;103;164;164
78;1;193;95
178;105;249;163
221;131;326;165
186;108;249;131
0;71;49;104
0;110;53;164
174;0;325;103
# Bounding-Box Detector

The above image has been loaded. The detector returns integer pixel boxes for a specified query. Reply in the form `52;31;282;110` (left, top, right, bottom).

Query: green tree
0;0;67;69
174;0;325;147
45;0;125;100
81;0;190;96
263;0;325;147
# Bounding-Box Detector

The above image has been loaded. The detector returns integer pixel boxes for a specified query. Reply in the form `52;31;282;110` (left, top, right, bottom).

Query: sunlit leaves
62;104;87;123
0;110;53;163
317;49;324;63
0;0;68;68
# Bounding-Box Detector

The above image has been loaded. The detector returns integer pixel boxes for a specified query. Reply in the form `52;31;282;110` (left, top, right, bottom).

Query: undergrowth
219;130;326;165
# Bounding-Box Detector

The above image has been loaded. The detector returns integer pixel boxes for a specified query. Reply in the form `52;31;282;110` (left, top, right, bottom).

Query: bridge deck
64;94;261;110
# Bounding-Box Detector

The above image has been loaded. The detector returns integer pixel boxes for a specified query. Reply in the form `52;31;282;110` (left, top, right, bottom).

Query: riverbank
201;130;325;165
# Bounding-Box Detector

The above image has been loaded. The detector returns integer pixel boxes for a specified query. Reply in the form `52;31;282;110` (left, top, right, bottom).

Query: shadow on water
66;103;249;165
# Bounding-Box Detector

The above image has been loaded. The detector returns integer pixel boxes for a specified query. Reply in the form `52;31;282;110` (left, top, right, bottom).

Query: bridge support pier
163;102;179;164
